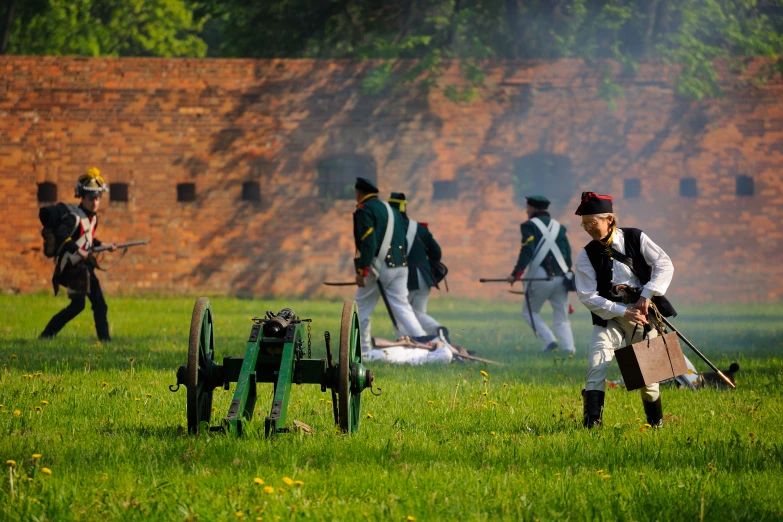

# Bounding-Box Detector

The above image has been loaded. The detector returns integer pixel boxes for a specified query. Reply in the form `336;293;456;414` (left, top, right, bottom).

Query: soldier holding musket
352;178;428;352
506;195;576;354
573;192;676;428
40;168;117;341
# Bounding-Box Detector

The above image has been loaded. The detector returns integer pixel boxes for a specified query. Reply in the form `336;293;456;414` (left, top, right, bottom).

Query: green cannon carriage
170;298;379;436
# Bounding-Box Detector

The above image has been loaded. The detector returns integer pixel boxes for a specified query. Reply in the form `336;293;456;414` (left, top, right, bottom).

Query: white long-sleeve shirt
574;228;674;320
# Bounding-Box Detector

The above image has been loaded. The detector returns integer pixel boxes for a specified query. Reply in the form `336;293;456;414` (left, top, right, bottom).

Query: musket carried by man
91;239;150;253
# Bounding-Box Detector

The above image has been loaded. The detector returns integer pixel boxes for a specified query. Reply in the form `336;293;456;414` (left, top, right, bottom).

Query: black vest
584;227;676;327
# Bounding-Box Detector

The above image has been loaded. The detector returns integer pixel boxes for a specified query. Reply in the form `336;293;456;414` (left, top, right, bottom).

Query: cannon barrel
263;308;297;337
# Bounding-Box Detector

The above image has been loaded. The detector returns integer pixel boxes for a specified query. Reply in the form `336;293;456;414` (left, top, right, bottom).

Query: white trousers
362;344;453;365
408;288;442;335
522;271;575;353
585;316;660;402
354;265;426;352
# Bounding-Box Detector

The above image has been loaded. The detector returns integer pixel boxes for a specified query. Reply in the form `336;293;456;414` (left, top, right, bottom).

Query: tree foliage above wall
3;0;782;100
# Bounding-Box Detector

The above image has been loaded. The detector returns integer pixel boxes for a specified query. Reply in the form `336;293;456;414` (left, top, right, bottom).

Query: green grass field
1;294;782;521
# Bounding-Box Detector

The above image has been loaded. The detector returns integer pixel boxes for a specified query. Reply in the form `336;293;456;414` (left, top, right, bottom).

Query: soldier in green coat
506;195;576;354
388;192;449;340
353;178;427;352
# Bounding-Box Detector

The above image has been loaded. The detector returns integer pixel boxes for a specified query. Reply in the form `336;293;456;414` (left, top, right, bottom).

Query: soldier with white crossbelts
352;177;428;353
506;195;576;354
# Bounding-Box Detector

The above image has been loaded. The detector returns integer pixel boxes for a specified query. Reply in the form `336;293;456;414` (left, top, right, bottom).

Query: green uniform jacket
402;218;442;290
353;195;408;275
512;211;572;278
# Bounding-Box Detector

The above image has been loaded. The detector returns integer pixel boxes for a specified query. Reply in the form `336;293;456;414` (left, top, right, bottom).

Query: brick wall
2;57;782;302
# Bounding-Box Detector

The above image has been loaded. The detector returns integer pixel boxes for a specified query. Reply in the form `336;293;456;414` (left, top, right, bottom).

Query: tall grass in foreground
1;295;782;521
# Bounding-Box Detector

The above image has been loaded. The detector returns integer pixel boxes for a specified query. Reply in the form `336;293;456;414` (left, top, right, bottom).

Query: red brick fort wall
1;57;781;302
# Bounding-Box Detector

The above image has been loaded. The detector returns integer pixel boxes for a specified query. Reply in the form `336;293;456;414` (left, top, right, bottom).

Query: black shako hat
388;192;406;212
575;192;613;215
525;195;550;210
355;177;378;194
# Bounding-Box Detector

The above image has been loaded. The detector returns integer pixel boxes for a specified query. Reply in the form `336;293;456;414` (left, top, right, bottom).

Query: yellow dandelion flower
282;477;294;486
490;431;496;435
236;512;245;518
41;401;49;406
602;474;611;479
34;406;42;412
6;460;16;467
32;454;41;459
278;488;284;493
13;410;21;416
294;480;304;486
367;413;374;419
708;465;716;472
407;517;416;521
634;418;641;422
639;426;646;433
644;423;651;428
480;370;488;377
503;383;508;387
481;391;488;396
41;468;52;475
10;354;17;359
538;435;544;439
146;394;152;398
554;473;561;477
135;398;140;401
212;407;218;412
568;355;574;359
427;400;434;404
102;382;109;387
326;400;332;405
638;473;644;477
0;404;3;408
263;486;275;494
253;478;264;485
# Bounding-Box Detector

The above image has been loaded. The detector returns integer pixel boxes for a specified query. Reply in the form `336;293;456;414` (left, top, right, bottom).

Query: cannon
170;298;379;436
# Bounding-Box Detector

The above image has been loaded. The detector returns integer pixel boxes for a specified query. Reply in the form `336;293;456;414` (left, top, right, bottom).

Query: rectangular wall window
624;178;641;199
241;181;261;202
177;183;197;202
432;180;458;201
736;175;754;196
679;178;698;198
109;182;129;202
37;182;58;203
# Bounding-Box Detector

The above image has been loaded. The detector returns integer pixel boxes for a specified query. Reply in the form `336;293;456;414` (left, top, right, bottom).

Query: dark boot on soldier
582;389;604;428
643;397;664;428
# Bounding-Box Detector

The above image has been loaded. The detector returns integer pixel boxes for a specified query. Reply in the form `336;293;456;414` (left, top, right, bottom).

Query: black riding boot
643;398;663;428
582;389;605;428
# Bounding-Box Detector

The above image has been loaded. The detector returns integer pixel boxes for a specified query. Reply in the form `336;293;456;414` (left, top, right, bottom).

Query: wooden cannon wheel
187;297;216;434
338;300;362;433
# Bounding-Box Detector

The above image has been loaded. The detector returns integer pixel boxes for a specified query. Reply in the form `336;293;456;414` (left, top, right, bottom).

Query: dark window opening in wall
177;183;197;202
242;181;261;202
512;153;574;207
736;175;754;196
37;182;58;203
679;178;698;198
432;180;458;201
624;178;641;199
317;154;377;200
109;182;129;202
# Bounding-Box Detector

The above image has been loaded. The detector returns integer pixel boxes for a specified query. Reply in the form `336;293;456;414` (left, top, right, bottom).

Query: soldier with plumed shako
506;195;576;354
352;178;428;352
573;192;676;429
40;168;116;341
387;192;450;340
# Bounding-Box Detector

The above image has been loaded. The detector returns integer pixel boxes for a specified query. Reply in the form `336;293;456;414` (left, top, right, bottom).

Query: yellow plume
80;167;105;185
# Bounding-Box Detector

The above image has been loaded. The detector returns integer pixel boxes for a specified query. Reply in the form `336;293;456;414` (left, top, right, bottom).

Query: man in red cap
573;192;676;429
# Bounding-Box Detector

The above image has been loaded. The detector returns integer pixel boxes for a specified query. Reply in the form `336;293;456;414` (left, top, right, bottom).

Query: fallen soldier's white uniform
363;337;453;365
